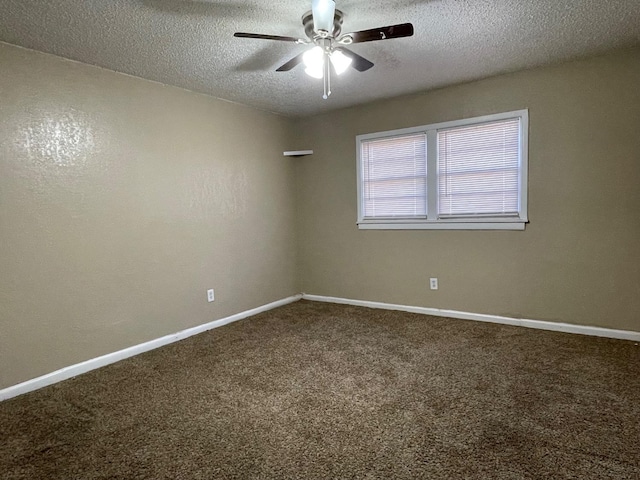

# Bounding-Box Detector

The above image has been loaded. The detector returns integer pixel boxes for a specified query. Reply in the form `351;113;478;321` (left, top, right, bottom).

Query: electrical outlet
430;278;438;290
207;289;215;302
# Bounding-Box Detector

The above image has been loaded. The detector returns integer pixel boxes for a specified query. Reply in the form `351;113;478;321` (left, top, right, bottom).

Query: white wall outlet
430;278;438;290
207;289;215;302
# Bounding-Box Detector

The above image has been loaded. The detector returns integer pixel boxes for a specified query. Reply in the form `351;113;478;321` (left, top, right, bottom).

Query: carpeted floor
1;300;639;479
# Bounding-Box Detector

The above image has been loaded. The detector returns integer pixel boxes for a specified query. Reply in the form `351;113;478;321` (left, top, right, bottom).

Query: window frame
356;109;529;230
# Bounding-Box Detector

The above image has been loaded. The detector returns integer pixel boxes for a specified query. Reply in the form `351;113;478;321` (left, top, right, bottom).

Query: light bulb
305;66;324;79
330;50;352;75
303;46;325;79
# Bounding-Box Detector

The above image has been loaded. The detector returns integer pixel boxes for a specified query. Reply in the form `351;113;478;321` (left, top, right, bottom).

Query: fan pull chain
323;52;331;99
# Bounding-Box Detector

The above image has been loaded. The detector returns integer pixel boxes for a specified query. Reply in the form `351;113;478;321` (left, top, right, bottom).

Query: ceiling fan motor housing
302;10;344;40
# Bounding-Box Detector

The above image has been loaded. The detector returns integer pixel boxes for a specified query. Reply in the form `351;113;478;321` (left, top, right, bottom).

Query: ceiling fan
234;0;414;99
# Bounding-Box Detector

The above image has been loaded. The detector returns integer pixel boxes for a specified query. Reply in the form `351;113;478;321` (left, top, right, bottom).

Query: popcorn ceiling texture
1;0;639;116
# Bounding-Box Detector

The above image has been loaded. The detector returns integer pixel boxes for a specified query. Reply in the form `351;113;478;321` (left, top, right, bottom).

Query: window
356;110;528;230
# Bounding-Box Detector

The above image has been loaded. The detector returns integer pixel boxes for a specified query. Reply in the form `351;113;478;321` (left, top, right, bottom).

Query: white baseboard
4;292;637;402
302;294;640;342
0;294;302;402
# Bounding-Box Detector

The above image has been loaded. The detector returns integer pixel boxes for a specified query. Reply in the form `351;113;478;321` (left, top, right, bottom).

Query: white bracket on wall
283;150;313;157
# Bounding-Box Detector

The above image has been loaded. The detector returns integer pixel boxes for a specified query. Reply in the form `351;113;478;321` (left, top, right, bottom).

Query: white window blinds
356;110;528;229
437;118;521;218
361;134;427;218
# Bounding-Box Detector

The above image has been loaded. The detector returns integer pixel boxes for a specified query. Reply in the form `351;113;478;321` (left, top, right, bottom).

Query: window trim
356;109;529;230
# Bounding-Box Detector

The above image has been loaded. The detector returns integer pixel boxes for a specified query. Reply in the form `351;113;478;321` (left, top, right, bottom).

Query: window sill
357;221;526;231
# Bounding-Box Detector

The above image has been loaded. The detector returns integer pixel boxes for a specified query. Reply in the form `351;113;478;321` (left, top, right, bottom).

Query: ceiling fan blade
336;48;374;72
343;23;414;44
234;32;302;43
276;52;306;72
312;0;336;34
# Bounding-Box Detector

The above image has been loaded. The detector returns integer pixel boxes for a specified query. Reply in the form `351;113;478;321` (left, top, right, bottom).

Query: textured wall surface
295;47;640;332
0;43;297;389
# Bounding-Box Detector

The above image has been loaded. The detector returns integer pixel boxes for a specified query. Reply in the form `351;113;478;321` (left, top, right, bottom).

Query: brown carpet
1;300;639;479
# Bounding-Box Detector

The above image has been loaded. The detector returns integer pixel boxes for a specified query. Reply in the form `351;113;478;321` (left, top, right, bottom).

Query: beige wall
295;48;640;332
0;43;298;389
2;43;639;391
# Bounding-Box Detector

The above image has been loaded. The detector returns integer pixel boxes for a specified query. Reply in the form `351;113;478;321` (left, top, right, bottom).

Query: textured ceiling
1;0;639;117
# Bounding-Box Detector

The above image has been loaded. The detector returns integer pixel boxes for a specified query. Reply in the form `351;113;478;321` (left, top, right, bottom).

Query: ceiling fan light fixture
234;1;415;98
303;46;325;78
330;50;352;75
